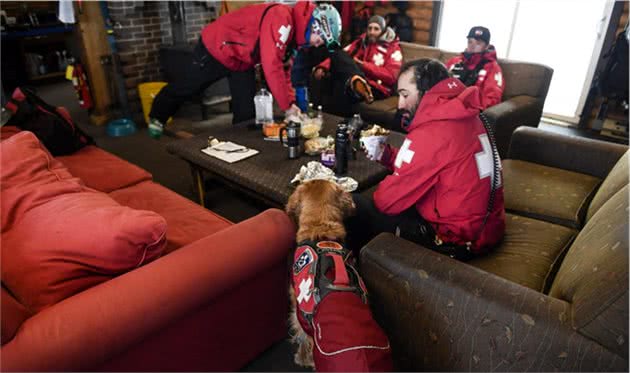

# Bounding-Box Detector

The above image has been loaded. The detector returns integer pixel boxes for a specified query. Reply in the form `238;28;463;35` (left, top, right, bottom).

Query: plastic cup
360;135;388;161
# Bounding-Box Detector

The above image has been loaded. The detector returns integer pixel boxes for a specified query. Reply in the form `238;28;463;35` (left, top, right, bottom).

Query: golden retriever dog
285;179;355;368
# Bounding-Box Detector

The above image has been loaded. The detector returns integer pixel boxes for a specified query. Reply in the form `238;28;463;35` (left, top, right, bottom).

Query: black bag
597;29;629;98
5;87;94;156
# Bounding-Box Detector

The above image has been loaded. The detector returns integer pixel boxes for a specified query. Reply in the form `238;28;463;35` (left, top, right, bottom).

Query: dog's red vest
292;241;393;372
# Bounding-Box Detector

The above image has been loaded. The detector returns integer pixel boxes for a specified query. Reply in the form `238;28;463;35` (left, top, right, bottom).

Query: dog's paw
294;351;315;369
294;337;315;369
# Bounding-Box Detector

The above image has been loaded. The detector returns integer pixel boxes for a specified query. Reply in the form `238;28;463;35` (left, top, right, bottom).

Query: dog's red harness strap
331;254;350;287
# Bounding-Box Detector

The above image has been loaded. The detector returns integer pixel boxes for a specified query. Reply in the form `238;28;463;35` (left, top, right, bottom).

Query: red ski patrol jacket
375;78;506;253
318;27;402;97
445;46;504;109
201;2;316;111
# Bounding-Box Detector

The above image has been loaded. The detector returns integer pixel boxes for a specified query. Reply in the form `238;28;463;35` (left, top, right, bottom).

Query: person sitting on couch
347;59;506;261
445;26;504;109
312;15;403;116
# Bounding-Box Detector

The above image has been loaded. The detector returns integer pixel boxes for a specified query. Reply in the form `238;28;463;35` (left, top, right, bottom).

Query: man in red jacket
348;59;505;260
312;15;402;116
148;2;341;138
445;26;504;110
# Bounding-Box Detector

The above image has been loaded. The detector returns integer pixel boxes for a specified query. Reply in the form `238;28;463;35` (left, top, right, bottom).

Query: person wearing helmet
148;2;341;138
313;15;403;116
445;26;504;110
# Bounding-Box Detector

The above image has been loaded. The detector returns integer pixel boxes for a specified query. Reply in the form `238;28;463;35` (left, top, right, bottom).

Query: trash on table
290;161;358;192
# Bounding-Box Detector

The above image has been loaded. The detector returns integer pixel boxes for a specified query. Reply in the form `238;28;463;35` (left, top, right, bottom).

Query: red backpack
5;87;93;156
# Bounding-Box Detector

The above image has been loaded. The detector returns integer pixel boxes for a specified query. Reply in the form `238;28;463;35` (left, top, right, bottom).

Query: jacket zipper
221;41;246;48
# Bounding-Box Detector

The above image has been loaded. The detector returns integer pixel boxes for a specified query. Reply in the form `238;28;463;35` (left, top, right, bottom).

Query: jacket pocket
220;40;250;70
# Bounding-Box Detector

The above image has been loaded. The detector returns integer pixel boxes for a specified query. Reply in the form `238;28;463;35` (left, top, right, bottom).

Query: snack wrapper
359;125;390;161
291;161;358;192
359;135;387;161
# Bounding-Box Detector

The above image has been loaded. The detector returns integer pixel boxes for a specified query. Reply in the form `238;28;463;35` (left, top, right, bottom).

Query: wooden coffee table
166;113;389;208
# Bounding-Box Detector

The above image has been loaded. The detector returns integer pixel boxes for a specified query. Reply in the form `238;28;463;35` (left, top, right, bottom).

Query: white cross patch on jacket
372;53;384;66
394;139;415;169
391;50;402;62
495;72;503;87
278;24;291;44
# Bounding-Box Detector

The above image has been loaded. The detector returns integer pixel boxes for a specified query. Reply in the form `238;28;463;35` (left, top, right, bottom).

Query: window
436;0;613;123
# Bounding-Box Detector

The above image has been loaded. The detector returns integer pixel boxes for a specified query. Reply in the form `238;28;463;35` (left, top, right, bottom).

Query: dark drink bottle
335;122;348;176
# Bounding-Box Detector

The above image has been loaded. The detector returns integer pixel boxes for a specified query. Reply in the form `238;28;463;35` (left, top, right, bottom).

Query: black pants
345;194;475;261
149;40;256;125
323;50;385;117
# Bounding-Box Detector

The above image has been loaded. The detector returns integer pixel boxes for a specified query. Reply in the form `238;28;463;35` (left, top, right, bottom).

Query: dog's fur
285;179;355;368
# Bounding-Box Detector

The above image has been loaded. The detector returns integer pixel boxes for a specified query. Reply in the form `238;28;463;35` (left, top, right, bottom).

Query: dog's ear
337;191;356;218
285;186;302;224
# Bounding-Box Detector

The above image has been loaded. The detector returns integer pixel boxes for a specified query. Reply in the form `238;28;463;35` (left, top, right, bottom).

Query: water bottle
348;113;364;134
295;86;309;112
254;88;273;127
335;122;349;176
348;113;363;160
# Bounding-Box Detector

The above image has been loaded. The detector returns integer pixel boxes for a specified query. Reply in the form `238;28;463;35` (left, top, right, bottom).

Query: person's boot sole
351;76;374;104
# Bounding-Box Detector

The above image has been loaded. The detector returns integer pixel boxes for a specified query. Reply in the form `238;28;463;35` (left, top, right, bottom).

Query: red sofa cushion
1;287;32;345
1;125;21;140
57;146;152;193
109;181;233;253
1;132;167;312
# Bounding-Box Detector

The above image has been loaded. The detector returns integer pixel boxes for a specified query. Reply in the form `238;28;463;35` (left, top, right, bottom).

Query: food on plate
360;124;390;138
301;117;323;139
304;136;334;155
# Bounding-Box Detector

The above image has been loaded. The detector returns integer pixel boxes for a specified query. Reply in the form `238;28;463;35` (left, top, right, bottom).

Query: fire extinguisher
71;63;94;109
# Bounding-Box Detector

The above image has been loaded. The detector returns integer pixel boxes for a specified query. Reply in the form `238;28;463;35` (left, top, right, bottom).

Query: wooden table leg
189;164;206;207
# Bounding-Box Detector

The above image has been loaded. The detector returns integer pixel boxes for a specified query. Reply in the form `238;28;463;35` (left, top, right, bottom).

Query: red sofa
1;127;295;371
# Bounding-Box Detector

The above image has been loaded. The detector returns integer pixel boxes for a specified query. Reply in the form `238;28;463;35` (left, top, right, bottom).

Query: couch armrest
360;233;625;372
1;209;295;372
483;95;543;159
508;126;628;179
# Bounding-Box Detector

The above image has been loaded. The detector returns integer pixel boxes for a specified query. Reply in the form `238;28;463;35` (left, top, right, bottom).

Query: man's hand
285;103;301;118
312;67;327;80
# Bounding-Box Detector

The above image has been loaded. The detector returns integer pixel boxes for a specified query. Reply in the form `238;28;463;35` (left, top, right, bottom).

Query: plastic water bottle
254;88;273;127
348;113;364;133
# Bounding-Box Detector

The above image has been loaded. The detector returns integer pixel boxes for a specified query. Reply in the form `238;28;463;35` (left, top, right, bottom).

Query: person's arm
479;62;504;109
378;144;399;171
359;42;402;87
444;56;460;71
259;7;295;111
373;134;445;215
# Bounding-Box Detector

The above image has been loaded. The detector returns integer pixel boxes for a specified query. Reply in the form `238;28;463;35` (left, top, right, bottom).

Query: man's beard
397;109;414;130
397;98;420;130
367;35;378;44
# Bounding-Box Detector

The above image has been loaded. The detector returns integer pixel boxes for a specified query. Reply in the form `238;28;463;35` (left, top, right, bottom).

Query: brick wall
106;1;217;124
